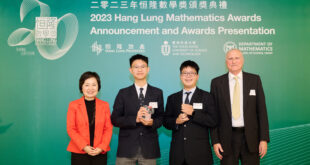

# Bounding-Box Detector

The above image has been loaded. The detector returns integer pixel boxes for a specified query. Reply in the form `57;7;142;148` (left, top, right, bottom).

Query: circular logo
223;41;237;53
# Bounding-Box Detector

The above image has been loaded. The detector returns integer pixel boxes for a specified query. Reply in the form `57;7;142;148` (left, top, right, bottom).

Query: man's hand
136;106;147;123
176;113;189;124
140;118;153;126
181;104;194;116
213;143;224;160
259;141;268;159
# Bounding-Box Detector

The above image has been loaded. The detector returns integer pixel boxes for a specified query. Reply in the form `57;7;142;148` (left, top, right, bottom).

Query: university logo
7;0;79;60
161;41;171;56
223;41;237;53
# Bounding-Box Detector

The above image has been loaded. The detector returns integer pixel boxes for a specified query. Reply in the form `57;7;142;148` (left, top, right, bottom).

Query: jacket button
184;137;187;140
184;124;187;127
140;132;143;136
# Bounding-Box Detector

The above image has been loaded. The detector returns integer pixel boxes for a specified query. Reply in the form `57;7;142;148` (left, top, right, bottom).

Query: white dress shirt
135;83;147;97
182;87;196;104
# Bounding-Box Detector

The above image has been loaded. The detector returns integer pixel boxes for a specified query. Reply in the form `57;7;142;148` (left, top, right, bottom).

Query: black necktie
139;88;144;106
185;92;191;104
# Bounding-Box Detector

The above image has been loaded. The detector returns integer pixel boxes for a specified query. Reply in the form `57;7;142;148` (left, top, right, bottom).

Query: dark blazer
111;84;164;159
164;87;217;165
210;72;270;155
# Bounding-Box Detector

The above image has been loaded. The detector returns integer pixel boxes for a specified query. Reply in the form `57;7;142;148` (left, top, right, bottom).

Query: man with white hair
210;49;270;165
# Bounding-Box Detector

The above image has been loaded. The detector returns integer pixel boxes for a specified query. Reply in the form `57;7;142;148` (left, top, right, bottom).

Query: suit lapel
94;97;102;131
144;84;152;105
130;84;140;105
190;88;200;105
222;74;232;117
176;90;183;113
243;72;250;112
78;97;89;126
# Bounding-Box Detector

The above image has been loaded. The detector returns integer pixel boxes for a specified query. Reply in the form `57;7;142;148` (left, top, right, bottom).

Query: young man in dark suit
211;49;270;165
111;54;164;165
164;60;218;165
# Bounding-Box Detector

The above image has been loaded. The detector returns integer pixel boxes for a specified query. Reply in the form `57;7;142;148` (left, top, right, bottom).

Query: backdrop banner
0;0;309;164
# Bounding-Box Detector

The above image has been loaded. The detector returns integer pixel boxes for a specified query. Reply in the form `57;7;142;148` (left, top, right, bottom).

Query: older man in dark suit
211;49;270;165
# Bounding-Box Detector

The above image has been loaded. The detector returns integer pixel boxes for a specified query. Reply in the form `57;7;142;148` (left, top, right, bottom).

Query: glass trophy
143;105;154;120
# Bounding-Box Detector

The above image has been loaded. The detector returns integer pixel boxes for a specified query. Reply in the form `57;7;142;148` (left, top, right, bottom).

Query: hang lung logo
7;0;79;60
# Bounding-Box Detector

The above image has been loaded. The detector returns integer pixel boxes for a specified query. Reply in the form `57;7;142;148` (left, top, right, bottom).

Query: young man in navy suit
164;60;218;165
211;49;269;165
111;54;164;165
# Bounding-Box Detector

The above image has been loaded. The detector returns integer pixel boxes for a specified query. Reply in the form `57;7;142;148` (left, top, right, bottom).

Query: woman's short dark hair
79;71;101;93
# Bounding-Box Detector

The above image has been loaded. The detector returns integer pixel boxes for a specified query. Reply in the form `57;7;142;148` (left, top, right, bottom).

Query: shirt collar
135;83;148;91
229;71;243;81
183;86;196;94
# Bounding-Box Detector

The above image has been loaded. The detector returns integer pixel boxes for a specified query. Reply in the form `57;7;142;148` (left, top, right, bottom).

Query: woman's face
82;77;98;100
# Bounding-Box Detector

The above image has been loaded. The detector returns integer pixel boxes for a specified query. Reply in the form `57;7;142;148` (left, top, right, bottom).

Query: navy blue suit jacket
164;87;217;165
111;84;164;159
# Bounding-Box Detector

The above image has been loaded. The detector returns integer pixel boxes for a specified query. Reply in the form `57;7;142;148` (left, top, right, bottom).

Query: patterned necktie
139;88;144;106
232;76;240;119
184;92;191;104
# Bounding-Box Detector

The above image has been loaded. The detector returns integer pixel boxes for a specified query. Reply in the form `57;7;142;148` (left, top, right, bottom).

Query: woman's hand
83;145;95;155
88;147;103;156
84;146;103;156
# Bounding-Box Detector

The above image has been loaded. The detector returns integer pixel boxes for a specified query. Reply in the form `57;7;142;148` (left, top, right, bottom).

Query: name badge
149;102;158;108
249;89;256;96
193;103;203;110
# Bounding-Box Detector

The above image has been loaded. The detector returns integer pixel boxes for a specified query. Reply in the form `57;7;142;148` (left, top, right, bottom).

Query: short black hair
130;54;148;66
180;60;200;74
79;71;101;93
